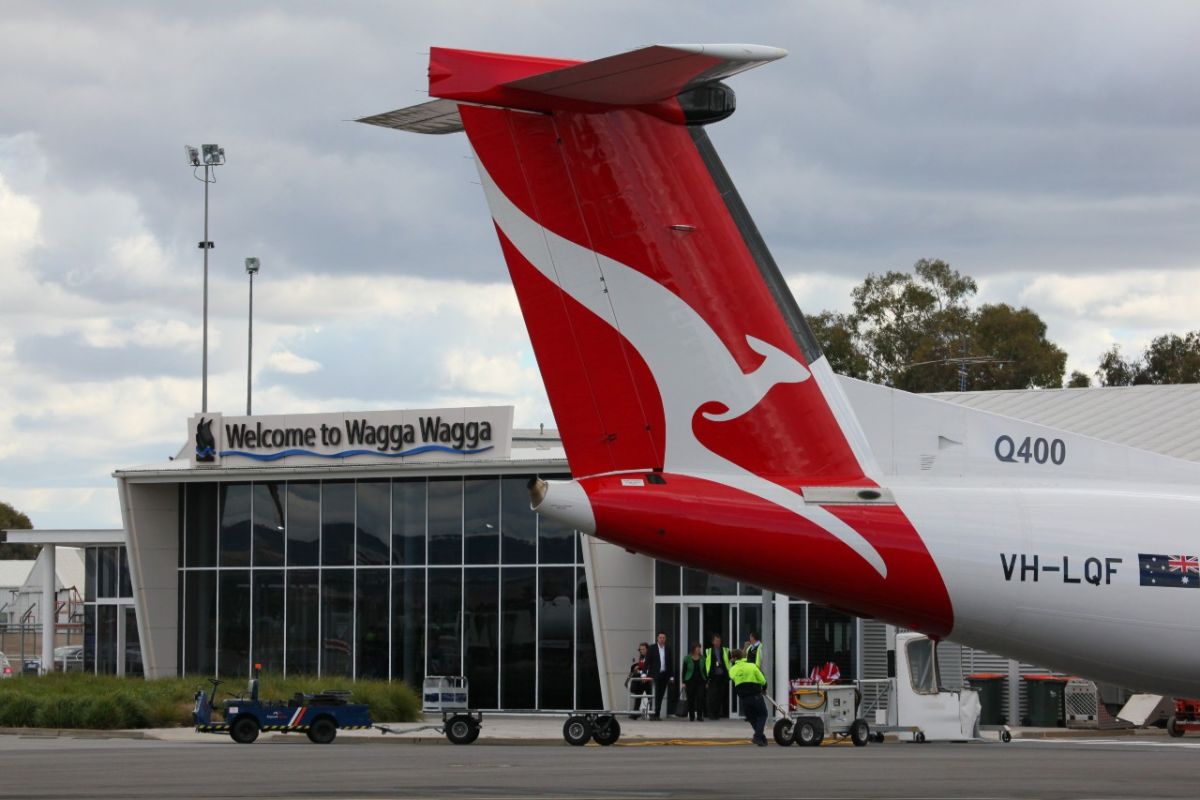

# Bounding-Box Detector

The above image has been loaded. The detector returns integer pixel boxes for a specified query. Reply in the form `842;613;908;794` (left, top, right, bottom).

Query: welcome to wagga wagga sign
188;407;514;466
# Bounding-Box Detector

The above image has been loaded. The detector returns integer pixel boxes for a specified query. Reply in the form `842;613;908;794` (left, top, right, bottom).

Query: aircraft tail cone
528;477;596;534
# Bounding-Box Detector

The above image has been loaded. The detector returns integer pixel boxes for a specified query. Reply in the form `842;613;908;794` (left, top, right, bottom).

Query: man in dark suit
646;631;675;719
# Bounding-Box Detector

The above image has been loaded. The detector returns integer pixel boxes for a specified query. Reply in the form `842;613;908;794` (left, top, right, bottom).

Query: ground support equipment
561;712;623;746
381;672;626;747
1167;698;1200;737
858;676;1008;743
193;670;371;745
767;686;873;748
375;710;484;745
375;675;484;745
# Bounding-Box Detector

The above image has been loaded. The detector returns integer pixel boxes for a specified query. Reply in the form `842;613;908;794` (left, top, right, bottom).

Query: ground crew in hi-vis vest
704;635;732;719
729;648;769;746
744;631;763;668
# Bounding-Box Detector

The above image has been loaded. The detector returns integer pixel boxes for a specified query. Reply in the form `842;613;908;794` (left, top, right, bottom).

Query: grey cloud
5;1;1200;291
5;1;1200;529
15;333;199;381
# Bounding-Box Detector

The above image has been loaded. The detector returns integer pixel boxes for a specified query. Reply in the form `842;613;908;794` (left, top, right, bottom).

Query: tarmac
0;712;1169;745
3;716;1197;799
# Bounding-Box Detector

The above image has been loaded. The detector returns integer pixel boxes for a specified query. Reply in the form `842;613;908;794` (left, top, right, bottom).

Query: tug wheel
850;719;870;747
795;717;824;747
306;716;337;744
563;715;592;746
591;715;621;746
446;715;480;745
230;716;259;745
773;718;794;746
1166;715;1184;738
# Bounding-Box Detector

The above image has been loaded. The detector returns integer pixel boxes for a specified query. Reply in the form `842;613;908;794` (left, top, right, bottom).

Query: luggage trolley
624;674;653;720
376;675;484;745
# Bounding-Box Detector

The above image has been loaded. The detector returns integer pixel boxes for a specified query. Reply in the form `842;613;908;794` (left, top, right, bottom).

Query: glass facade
177;475;602;711
81;545;142;675
654;558;859;691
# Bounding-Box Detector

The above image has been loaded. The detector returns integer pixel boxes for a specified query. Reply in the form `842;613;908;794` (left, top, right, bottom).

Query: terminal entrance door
682;603;765;716
683;603;733;716
683;603;732;654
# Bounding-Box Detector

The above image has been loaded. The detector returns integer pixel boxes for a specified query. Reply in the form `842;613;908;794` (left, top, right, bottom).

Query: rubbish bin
1024;675;1069;727
967;673;1007;725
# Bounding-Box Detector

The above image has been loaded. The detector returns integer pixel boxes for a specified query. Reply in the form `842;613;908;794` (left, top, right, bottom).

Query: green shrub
0;673;419;728
111;693;150;729
82;696;121;729
34;696;79;728
0;692;40;727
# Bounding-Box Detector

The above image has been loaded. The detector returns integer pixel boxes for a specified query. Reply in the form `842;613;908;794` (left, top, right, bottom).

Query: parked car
54;645;84;672
0;651;13;678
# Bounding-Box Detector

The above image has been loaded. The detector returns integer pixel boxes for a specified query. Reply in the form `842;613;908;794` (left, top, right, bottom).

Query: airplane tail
361;44;878;486
363;45;958;637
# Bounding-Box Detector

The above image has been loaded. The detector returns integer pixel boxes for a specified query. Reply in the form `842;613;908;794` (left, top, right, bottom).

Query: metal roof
0;560;36;589
5;529;126;547
929;383;1200;462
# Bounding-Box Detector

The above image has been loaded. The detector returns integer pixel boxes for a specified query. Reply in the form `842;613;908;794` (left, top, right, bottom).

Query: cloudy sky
2;1;1199;528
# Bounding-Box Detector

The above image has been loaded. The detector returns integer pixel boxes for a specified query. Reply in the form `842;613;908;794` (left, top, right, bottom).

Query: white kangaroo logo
476;156;886;577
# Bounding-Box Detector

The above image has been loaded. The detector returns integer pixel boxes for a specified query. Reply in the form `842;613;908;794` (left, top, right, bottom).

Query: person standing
729;648;769;746
704;634;731;719
744;631;763;668
646;631;675;719
680;643;707;721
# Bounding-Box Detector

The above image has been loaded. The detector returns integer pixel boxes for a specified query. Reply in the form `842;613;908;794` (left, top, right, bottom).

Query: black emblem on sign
195;417;216;462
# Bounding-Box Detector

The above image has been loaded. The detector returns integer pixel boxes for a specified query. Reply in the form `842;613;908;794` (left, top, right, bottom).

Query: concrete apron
1;716;1170;746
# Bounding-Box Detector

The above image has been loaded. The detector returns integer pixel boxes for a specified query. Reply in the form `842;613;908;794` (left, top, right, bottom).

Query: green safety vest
705;646;731;675
746;642;762;667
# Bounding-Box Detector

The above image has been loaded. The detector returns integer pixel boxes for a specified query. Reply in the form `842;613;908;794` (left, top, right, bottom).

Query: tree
805;311;869;380
1094;333;1200;386
1066;371;1090;388
0;501;37;560
1094;345;1143;387
969;304;1067;391
850;259;977;392
1141;332;1200;384
809;259;1067;392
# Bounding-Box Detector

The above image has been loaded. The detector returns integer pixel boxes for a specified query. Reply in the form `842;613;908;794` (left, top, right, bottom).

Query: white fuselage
895;479;1200;695
840;375;1200;696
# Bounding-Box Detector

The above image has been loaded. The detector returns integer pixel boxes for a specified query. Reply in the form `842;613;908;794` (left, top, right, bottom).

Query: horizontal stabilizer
357;99;463;135
358;44;787;134
502;43;786;106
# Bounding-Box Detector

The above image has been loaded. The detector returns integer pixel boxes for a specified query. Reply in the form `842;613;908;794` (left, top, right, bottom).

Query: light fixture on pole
185;143;226;413
244;257;260;415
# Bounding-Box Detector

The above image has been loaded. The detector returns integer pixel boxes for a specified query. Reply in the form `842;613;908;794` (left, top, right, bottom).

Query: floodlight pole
202;164;210;413
246;265;254;415
189;143;222;414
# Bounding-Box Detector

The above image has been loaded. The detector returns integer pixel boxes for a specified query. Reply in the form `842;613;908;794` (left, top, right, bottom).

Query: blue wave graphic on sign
220;444;495;462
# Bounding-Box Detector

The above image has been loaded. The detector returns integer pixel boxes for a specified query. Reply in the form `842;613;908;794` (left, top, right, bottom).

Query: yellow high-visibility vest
705;646;731;674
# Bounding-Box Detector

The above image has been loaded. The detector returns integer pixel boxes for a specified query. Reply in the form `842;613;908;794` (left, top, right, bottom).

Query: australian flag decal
1139;554;1200;588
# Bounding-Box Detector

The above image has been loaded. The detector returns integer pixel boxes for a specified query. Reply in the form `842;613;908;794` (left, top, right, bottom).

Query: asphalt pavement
2;725;1198;799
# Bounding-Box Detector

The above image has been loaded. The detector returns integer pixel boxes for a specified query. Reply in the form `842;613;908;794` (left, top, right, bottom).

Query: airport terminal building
11;382;1200;721
113;404;852;712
